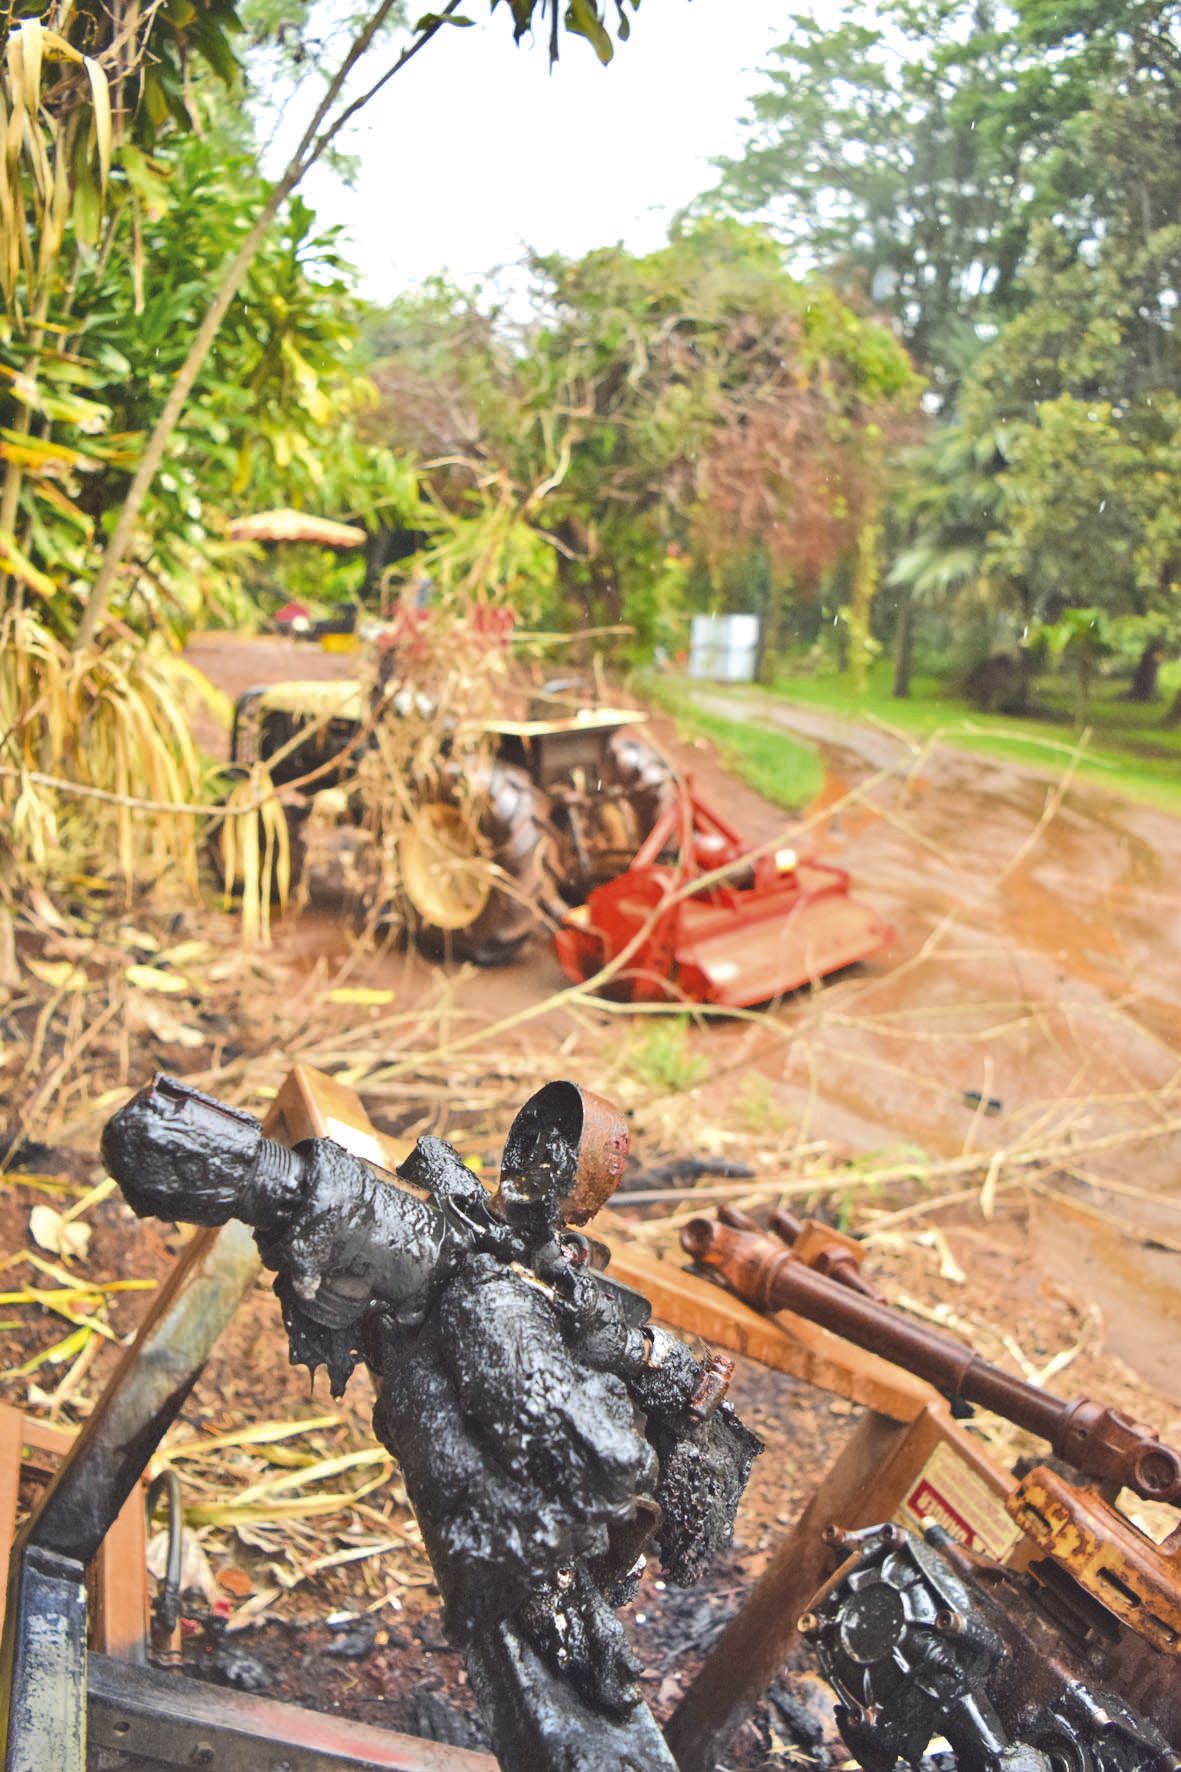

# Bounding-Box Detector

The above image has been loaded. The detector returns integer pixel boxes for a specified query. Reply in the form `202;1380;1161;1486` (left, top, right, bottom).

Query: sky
279;2;801;302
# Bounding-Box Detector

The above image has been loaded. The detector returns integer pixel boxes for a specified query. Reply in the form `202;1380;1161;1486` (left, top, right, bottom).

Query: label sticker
897;1441;1022;1562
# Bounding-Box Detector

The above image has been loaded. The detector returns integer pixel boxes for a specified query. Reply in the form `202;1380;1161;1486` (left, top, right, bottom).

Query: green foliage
624;1016;708;1095
415;482;559;620
762;657;1181;812
641;675;823;811
1;107;418;639
888;426;1008;609
618;550;692;665
982;394;1181;626
722;0;1181;684
706;1;1059;378
369;224;920;660
490;0;640;63
735;1074;794;1136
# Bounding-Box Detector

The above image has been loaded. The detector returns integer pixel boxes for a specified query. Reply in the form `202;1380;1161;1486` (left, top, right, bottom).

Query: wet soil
5;634;1171;1767
675;684;1181;1404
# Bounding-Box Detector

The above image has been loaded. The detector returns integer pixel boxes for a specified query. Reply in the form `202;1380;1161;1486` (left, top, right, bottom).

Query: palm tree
886;423;1009;696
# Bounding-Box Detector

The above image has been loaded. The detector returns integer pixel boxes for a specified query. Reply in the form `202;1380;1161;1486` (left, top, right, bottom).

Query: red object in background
274;601;311;630
375;601;517;672
468;603;517;646
554;783;893;1007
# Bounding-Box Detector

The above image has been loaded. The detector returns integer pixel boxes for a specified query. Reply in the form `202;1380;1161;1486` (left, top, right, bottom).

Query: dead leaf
27;887;71;933
125;964;189;994
125;996;206;1049
24;957;88;992
226;1587;281;1632
119;928;160;953
216;1565;255;1598
159;940;211;967
29;1204;91;1262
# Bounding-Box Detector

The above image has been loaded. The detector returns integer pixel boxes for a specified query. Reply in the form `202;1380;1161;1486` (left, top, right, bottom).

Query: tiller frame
555;782;893;1006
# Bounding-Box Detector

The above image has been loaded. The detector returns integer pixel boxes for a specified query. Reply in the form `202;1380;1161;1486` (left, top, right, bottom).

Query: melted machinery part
806;1522;1179;1772
498;1078;631;1227
100;1072;760;1772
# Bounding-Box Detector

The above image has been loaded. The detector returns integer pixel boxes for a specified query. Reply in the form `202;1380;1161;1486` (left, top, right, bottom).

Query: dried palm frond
216;763;292;945
0;607;208;902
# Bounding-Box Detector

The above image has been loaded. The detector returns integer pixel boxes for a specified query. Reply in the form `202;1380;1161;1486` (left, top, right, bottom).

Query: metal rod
682;1215;1181;1504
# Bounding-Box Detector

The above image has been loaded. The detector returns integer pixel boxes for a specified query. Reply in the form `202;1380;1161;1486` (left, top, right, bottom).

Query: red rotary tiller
554;783;893;1008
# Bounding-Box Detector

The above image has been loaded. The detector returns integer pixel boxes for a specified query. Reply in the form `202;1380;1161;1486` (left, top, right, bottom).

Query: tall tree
368;223;921;660
704;0;1172;386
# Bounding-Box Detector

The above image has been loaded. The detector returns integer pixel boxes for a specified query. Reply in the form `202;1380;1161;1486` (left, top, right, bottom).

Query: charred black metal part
467;1615;677;1772
0;1546;87;1772
87;1650;499;1770
806;1522;1178;1772
101;1074;761;1772
145;1469;184;1645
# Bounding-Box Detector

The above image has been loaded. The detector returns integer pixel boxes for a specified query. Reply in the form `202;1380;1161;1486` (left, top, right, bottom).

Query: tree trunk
892;589;914;698
758;578;792;682
1074;653;1091;725
847;497;882;696
1127;637;1163;702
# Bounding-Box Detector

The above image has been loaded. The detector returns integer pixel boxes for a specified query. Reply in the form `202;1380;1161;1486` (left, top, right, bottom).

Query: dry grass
0;609;207;901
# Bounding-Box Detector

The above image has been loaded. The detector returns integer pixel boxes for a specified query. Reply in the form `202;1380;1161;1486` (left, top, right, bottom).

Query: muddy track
682;684;1181;1400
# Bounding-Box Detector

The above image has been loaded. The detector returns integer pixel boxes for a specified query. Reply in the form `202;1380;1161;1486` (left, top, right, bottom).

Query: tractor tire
606;730;677;837
401;762;552;966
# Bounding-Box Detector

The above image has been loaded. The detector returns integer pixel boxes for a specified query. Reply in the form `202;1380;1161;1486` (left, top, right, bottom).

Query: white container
688;613;761;682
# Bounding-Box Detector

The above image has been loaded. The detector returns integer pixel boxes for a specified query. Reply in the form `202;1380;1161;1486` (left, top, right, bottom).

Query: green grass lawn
643;676;824;811
757;658;1181;814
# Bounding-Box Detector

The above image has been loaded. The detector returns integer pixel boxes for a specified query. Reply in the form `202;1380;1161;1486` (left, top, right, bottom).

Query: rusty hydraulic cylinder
682;1214;1181;1506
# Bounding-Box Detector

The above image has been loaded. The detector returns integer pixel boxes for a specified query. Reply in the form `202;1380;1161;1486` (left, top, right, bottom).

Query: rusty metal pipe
681;1215;1181;1505
768;1207;803;1245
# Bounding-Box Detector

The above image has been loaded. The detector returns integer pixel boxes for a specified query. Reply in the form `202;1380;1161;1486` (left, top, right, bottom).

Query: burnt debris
102;1074;760;1772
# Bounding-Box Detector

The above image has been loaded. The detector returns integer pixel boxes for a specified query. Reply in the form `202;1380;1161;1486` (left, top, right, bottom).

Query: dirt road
680;683;1181;1399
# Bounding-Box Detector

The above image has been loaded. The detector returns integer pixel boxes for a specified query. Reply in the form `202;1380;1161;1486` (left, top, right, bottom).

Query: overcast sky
281;2;802;302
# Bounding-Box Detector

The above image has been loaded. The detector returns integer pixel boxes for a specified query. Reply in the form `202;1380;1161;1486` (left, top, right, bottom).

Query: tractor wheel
400;762;552;965
606;730;677;839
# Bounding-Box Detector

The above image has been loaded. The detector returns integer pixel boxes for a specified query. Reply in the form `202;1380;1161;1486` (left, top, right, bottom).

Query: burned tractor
220;672;675;964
